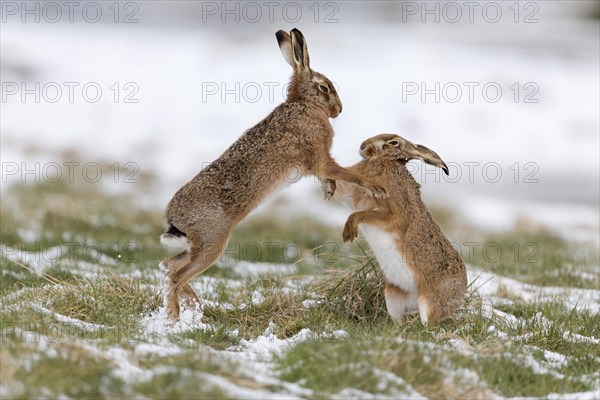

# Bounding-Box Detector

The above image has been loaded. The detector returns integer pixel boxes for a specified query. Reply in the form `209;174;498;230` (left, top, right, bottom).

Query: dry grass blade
0;252;78;289
312;245;388;322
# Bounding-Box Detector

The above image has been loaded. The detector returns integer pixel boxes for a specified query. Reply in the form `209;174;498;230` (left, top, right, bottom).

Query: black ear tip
290;28;304;39
276;30;286;43
443;167;449;175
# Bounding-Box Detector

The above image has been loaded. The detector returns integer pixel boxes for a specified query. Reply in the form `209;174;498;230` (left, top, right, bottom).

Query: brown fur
326;134;467;323
161;29;385;322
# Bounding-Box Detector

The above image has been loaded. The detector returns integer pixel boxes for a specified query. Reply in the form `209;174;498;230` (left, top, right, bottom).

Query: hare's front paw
365;182;387;199
321;179;336;200
342;221;359;242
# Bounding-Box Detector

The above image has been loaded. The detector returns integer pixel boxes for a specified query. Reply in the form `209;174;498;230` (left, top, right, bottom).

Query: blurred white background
1;0;599;235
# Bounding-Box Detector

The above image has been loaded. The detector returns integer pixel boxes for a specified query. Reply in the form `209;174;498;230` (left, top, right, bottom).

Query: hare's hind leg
166;237;229;321
418;285;466;324
384;283;418;323
181;284;201;309
160;252;199;307
417;292;450;324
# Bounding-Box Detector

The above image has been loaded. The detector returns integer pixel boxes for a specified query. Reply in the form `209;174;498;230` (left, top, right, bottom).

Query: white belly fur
360;225;418;294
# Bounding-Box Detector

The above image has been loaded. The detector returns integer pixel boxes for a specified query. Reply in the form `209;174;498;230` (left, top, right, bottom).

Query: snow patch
198;372;297;400
105;347;153;383
301;299;321;309
252;290;265;305
232;323;315;358
134;343;182;357
225;261;297;278
31;304;107;333
546;391;600;400
141;304;209;336
563;331;600;345
372;367;427;399
468;267;600;313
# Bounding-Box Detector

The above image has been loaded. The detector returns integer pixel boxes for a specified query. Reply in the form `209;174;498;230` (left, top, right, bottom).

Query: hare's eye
319;84;329;93
389;140;399;146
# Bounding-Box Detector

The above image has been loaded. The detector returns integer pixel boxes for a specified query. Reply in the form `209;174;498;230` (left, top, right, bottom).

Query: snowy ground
1;240;599;398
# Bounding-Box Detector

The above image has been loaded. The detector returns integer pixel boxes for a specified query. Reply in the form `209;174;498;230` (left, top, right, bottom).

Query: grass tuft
45;275;162;330
312;245;389;323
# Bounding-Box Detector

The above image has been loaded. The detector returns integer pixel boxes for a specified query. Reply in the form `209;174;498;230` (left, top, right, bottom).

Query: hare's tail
160;224;189;250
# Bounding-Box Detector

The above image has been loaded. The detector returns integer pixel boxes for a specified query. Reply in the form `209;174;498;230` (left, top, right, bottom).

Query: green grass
278;338;481;399
10;345;124;398
44;276;161;336
1;176;598;398
133;351;242;399
468;229;599;289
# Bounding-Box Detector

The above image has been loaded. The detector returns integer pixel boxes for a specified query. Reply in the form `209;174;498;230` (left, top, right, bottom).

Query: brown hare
324;134;467;323
160;29;385;322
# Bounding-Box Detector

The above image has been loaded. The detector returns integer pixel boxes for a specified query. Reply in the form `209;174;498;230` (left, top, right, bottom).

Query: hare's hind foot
417;295;452;324
181;284;202;310
418;297;431;324
165;279;200;321
165;278;181;322
165;283;201;322
162;252;198;322
165;238;229;322
384;284;418;323
418;281;466;324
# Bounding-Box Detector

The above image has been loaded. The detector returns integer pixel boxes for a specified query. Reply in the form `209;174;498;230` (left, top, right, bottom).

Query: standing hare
325;134;467;323
160;29;385;322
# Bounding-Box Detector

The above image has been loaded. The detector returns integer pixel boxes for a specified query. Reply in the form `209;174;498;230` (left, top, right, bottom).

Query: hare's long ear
404;142;449;175
290;28;310;73
276;30;294;68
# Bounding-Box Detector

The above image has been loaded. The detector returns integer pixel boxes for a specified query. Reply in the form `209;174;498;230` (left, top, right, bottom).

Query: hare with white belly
324;134;467;323
160;29;386;322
